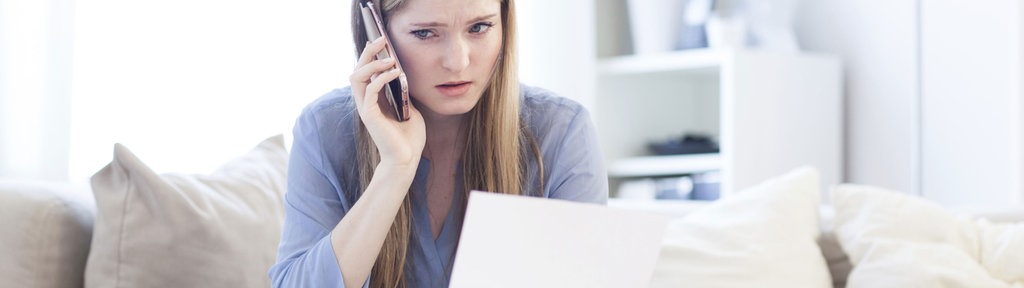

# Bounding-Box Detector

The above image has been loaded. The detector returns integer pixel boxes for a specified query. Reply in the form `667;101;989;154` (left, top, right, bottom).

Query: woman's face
386;0;503;118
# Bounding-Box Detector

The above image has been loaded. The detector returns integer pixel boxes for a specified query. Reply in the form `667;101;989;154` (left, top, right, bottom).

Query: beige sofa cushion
0;180;95;288
86;135;287;288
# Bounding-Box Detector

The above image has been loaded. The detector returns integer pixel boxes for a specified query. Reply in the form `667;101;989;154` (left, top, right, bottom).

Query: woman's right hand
350;37;426;169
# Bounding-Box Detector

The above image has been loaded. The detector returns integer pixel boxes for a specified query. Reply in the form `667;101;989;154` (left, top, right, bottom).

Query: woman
268;0;606;287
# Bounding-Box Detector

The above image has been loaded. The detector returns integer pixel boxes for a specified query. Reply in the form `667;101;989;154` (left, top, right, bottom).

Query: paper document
449;191;670;288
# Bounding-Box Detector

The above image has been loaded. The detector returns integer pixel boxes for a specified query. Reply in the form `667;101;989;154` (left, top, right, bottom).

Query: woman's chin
412;96;480;118
422;105;475;117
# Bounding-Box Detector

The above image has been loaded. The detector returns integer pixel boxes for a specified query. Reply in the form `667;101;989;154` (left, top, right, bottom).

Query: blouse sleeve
268;108;370;288
545;106;609;204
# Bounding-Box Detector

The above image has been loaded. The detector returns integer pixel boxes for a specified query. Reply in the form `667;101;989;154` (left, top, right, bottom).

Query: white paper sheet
449;191;670;288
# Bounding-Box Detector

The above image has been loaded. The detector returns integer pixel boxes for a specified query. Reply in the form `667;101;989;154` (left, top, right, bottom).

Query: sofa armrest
0;180;95;288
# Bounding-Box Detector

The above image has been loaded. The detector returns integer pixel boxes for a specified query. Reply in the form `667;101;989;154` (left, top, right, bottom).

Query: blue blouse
268;85;608;288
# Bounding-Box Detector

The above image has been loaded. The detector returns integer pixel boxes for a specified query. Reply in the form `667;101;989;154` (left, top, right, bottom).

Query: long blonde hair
350;1;537;287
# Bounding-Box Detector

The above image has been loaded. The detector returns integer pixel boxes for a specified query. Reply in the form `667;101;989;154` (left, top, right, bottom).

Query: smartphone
360;0;410;121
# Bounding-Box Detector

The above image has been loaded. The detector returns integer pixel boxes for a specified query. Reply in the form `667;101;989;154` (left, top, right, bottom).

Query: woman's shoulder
300;87;357;123
524;83;589;117
293;87;359;161
520;84;591;131
291;88;361;202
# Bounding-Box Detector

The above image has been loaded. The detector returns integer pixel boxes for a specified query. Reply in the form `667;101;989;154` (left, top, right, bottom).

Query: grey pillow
86;135;287;288
0;180;95;288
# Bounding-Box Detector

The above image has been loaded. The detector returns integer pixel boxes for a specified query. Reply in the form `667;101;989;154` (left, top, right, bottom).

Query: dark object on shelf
648;134;720;155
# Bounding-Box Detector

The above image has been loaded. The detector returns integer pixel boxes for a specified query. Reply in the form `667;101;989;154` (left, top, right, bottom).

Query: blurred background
1;0;1022;211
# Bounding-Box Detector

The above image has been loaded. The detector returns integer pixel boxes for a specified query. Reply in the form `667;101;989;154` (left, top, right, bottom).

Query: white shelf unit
595;48;842;199
599;49;722;75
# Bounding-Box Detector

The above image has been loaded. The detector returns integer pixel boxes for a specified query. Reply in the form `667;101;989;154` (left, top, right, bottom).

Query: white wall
795;1;921;195
797;0;1024;208
920;1;1023;208
517;0;597;113
69;0;351;181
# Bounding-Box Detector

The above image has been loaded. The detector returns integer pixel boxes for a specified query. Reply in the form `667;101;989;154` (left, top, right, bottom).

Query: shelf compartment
608;153;721;178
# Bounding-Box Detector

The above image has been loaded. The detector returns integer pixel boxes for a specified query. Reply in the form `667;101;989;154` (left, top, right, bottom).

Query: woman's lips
436;82;472;97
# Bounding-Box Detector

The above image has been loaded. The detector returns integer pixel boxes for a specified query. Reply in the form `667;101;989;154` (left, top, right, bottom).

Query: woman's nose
441;37;470;73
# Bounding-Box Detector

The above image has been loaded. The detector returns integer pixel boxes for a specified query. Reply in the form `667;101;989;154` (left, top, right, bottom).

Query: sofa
0;135;287;288
1;136;1022;288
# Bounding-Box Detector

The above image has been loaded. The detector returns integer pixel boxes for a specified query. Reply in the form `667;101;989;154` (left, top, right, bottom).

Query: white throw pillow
85;135;287;288
651;167;832;288
832;185;1024;288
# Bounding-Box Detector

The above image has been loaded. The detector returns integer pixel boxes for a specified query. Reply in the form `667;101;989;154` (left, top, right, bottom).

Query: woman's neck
420;108;467;162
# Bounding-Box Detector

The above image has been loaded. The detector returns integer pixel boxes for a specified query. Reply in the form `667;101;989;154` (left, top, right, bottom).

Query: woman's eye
411;30;435;39
469;22;494;34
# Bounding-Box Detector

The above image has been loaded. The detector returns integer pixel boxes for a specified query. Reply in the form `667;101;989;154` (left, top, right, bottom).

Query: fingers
362;68;402;108
356;37;388;69
350;37;396;111
350;37;391;86
351;57;396;86
352;59;398;108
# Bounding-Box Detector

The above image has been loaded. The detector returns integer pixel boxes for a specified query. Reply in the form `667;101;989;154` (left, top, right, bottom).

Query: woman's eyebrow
410;14;498;28
466;14;498;24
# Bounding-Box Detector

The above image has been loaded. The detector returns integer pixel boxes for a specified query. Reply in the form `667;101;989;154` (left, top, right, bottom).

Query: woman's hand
350;37;426;169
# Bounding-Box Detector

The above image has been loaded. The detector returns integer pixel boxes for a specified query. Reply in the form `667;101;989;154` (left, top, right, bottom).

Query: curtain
0;0;75;181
